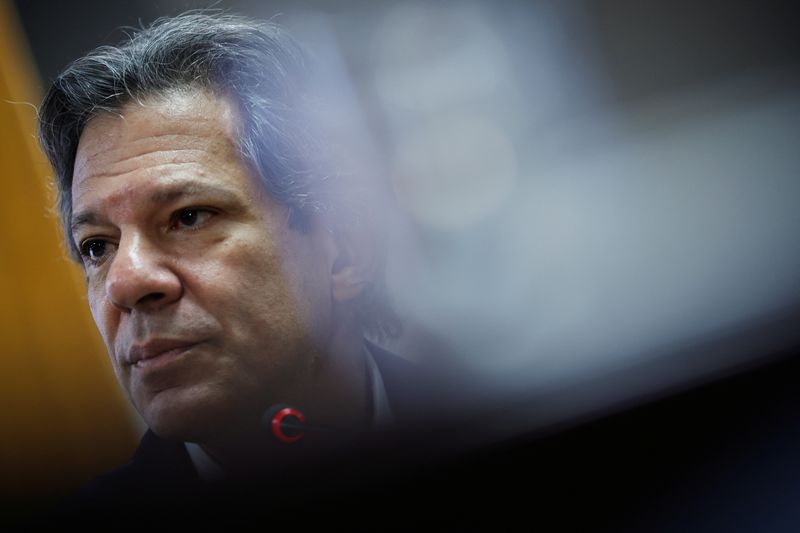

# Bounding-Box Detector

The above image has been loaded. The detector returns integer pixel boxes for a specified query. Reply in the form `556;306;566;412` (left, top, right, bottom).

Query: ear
328;224;377;303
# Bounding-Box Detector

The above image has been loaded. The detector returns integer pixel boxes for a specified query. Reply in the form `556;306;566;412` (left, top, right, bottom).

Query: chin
139;387;250;443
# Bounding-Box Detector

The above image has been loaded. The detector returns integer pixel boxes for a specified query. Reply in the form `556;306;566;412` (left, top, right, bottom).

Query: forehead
71;90;253;213
75;89;239;172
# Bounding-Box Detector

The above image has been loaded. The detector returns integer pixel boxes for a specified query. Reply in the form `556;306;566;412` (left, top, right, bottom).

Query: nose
105;232;183;311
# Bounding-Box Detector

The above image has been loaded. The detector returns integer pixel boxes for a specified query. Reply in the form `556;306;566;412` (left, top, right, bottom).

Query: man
36;13;434;516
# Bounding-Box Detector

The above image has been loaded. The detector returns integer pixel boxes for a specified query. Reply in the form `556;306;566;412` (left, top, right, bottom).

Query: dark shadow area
5;309;799;530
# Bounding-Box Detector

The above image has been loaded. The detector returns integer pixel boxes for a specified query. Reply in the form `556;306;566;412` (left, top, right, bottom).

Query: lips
127;339;200;367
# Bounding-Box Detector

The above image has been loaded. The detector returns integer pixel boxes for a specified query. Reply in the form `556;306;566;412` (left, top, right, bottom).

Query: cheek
191;242;310;340
87;281;111;342
85;277;126;365
276;238;334;342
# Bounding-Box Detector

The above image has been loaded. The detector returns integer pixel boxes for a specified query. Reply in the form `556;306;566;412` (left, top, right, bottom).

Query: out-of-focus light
371;3;511;113
391;115;517;230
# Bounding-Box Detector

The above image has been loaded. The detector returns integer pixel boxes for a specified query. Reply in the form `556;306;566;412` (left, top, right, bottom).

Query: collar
365;343;393;428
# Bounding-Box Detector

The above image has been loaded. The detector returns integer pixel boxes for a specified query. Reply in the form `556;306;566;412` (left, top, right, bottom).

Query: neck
198;322;369;474
303;320;370;429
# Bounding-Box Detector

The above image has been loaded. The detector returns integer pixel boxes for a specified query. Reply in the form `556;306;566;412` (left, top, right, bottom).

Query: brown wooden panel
0;0;140;507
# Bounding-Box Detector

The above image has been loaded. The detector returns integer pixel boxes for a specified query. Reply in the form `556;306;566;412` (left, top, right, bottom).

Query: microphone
261;404;336;444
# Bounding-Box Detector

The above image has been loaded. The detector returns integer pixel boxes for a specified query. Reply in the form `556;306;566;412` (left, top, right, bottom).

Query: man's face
71;90;335;442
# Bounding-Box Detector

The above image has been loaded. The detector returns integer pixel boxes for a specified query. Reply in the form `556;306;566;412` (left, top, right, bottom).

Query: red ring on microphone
272;407;305;444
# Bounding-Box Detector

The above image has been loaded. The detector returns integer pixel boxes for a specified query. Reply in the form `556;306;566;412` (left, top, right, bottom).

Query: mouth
127;339;202;369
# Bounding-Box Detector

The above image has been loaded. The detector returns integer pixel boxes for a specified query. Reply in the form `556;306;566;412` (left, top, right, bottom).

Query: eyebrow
70;182;242;235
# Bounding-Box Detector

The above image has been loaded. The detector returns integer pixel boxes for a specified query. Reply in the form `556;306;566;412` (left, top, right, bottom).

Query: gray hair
37;12;400;339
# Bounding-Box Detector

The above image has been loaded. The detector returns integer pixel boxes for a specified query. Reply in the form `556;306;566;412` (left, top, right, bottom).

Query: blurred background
2;0;799;524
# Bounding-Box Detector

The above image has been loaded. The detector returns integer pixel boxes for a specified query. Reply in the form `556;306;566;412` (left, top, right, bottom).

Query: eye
79;239;109;264
171;208;215;230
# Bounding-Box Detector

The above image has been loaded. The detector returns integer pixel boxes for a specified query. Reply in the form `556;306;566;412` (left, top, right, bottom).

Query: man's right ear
329;225;377;304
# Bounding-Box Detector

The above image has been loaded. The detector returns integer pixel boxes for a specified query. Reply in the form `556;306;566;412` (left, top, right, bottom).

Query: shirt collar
364;343;393;428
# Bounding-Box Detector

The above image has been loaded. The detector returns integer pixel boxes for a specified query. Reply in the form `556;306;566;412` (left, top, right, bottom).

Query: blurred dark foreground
6;307;800;532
